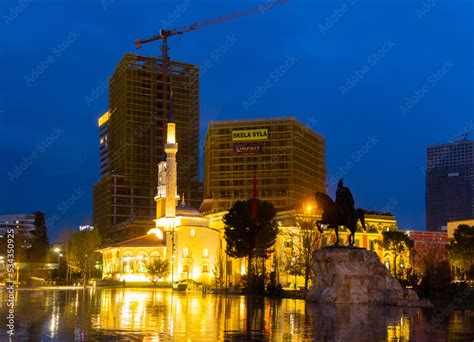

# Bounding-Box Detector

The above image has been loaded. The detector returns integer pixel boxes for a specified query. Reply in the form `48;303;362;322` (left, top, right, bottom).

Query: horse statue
315;179;366;246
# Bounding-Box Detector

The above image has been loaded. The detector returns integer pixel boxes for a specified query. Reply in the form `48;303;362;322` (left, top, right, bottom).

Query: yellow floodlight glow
155;217;181;231
147;228;164;240
119;274;149;282
167;123;176;144
98;111;110;127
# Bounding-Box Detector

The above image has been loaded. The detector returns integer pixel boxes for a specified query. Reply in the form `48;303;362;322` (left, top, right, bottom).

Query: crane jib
135;0;289;48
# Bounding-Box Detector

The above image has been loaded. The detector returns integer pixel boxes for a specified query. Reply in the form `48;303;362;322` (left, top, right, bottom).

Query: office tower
0;213;36;241
426;139;474;230
93;53;200;240
203;117;326;213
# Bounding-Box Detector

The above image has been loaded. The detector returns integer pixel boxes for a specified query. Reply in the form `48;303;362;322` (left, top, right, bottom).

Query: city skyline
1;0;473;240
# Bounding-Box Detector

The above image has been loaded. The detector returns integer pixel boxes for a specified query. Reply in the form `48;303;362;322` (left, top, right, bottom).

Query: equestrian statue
315;179;366;246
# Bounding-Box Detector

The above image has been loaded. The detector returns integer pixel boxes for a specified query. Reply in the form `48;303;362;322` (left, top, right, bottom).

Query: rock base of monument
306;247;432;308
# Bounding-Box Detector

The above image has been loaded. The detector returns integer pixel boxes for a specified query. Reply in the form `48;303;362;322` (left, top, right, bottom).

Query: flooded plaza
0;288;473;341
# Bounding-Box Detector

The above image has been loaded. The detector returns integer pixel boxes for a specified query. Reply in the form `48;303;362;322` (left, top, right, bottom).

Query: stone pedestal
306;247;432;307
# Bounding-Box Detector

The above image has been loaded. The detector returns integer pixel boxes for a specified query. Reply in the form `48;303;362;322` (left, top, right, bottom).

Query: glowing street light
53;248;62;284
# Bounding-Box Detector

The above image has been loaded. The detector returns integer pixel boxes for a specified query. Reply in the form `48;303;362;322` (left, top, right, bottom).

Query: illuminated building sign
98;112;110;127
232;129;268;141
233;144;263;155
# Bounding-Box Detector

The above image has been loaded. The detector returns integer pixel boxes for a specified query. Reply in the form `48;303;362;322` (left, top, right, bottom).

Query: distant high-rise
203;117;326;213
426;139;474;231
0;214;36;241
93;53;200;241
98;111;109;177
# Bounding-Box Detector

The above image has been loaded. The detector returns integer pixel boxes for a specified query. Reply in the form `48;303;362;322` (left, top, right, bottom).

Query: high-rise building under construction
202;117;326;213
93;53;200;241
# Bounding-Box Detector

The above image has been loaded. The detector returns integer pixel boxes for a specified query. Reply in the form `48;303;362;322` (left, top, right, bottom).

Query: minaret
148;93;180;283
150;123;178;236
164;122;178;219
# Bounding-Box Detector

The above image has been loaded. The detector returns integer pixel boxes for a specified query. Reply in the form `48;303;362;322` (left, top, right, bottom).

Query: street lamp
53;248;62;285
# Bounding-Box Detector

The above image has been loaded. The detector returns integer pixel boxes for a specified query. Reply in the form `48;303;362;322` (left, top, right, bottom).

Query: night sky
1;0;472;241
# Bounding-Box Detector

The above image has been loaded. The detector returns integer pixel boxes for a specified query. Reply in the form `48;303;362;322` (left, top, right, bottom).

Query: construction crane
134;0;288;286
135;0;289;120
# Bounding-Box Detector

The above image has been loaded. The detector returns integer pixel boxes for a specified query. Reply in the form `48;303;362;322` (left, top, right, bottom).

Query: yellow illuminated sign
98;112;110;127
232;129;268;141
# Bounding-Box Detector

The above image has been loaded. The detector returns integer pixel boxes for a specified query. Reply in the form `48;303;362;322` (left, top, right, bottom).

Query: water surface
0;288;473;341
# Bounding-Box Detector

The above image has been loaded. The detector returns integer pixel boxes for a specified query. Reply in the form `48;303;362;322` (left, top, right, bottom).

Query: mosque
98;121;397;287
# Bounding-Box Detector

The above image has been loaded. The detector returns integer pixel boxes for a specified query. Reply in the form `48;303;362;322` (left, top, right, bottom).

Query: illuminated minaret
149;121;179;282
164;123;178;219
151;122;179;231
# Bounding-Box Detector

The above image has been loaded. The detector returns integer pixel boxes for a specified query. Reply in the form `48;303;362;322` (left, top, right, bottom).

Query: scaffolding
203;117;326;213
93;53;200;240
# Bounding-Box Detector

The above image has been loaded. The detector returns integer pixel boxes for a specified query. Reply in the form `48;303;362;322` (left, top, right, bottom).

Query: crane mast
134;0;289;122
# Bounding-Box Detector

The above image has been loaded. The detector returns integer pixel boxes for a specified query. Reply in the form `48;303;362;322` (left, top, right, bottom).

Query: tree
399;266;422;288
293;215;322;291
224;199;278;293
212;248;225;289
447;224;474;280
58;227;74;281
284;248;303;289
380;231;414;278
26;211;49;262
147;259;170;286
67;228;101;287
421;259;453;297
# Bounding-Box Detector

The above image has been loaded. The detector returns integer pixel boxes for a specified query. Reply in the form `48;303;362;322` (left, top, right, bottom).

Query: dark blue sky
1;0;472;241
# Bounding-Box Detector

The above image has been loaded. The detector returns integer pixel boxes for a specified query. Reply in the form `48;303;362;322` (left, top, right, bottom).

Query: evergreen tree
224;199;278;293
26;211;49;262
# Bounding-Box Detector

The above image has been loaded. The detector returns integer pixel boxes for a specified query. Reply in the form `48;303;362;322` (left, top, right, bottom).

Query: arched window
122;251;134;274
150;251;160;261
136;251;148;273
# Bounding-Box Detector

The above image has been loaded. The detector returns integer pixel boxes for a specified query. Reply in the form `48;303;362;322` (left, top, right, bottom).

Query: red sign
233;144;263;155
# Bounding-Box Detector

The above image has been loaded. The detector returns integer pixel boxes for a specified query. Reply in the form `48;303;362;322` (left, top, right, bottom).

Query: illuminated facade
98;121;397;286
273;210;397;288
99;122;220;284
447;219;474;278
203;117;326;213
447;218;474;239
98;111;109;176
403;230;448;272
99;208;397;287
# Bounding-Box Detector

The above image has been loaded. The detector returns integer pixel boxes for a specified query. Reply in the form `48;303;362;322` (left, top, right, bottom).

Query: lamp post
54;247;62;285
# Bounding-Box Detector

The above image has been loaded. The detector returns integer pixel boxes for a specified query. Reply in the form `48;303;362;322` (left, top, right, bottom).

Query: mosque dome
176;199;203;218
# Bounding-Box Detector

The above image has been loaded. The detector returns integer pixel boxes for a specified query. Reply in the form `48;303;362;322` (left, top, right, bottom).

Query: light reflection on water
0;288;472;341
